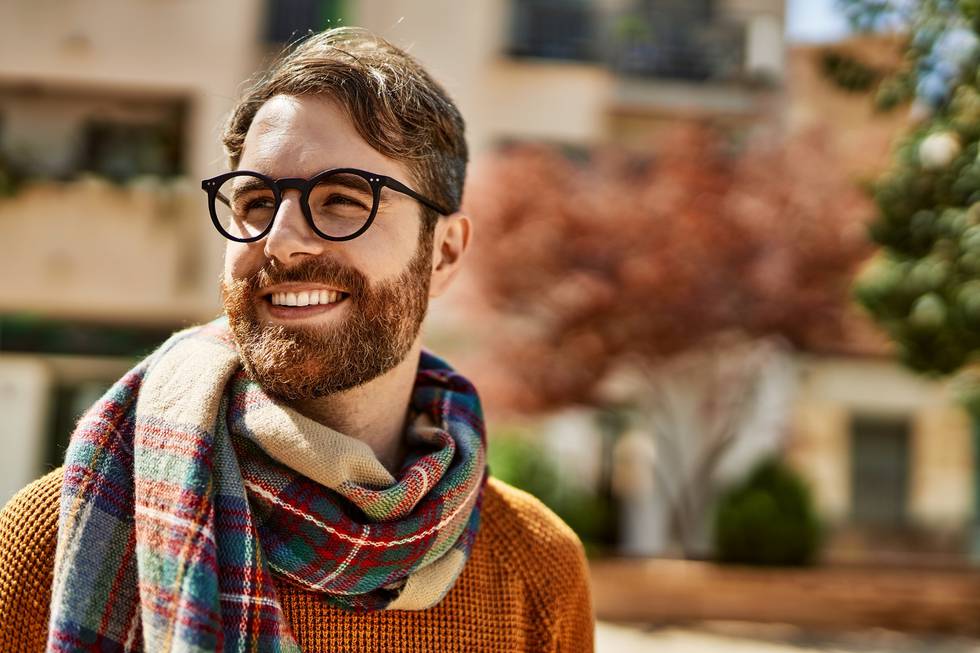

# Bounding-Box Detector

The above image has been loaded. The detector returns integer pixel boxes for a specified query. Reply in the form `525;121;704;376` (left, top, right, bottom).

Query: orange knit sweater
0;468;594;652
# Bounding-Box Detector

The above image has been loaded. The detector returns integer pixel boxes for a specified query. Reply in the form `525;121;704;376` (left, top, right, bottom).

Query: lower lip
263;295;349;320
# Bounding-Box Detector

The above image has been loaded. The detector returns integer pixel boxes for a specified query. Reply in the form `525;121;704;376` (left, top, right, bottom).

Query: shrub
712;457;822;566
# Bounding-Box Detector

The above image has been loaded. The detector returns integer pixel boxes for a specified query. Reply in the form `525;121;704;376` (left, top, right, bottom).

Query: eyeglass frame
201;167;456;243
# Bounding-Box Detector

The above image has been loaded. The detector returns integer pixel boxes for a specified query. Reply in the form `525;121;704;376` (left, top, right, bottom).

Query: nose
263;189;328;265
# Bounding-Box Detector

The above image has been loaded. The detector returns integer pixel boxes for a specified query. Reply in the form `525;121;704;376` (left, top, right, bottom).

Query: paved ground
596;621;980;652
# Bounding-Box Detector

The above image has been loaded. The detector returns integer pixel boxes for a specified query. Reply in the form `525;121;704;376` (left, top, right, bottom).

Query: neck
289;339;422;476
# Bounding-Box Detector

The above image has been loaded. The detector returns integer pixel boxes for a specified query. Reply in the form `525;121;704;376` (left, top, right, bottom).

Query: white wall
0;358;51;506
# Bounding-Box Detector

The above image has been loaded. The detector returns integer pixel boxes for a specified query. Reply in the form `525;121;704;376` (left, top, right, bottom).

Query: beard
220;235;433;401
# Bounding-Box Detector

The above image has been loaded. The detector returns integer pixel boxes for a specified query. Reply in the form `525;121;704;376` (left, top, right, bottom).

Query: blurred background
5;0;980;650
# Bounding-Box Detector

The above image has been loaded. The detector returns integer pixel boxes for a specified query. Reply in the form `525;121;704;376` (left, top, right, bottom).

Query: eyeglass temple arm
215;189;231;207
383;178;455;216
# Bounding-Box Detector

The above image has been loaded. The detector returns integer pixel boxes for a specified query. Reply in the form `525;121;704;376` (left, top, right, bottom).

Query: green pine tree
846;0;980;559
851;0;980;375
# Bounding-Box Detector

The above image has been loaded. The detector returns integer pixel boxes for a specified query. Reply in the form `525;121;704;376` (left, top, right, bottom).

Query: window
0;84;187;183
610;0;742;81
849;414;910;527
506;0;747;80
80;115;184;182
508;0;598;62
265;0;347;44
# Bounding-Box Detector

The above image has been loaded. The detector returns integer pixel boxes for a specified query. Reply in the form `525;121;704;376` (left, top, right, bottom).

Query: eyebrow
230;177;272;198
317;174;375;195
214;177;271;207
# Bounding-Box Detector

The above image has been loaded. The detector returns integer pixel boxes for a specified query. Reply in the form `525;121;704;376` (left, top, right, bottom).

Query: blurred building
789;353;974;566
358;0;785;151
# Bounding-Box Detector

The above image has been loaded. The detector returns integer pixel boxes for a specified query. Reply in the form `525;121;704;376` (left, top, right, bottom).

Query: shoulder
483;476;584;549
480;475;591;596
0;467;62;652
0;466;62;572
480;476;595;651
0;467;62;545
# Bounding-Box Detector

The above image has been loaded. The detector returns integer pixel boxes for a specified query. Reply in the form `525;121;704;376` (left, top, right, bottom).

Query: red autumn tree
465;123;872;411
462;123;874;556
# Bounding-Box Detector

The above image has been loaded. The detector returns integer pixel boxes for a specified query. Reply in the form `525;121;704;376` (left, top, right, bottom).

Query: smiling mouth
266;289;349;307
261;288;351;320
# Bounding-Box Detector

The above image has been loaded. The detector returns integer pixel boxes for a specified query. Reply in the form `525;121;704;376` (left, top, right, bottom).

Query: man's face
220;94;433;401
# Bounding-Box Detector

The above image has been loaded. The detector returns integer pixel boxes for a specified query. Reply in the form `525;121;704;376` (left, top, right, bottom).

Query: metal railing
507;0;747;81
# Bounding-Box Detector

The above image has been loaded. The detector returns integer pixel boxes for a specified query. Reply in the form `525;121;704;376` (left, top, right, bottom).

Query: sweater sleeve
0;468;63;653
483;477;597;652
555;535;595;653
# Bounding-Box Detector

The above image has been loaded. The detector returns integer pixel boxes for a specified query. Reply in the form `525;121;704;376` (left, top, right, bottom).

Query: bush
712;457;822;566
487;430;614;556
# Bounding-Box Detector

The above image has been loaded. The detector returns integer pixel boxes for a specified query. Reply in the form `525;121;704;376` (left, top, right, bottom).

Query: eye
231;194;274;211
246;197;276;210
323;194;369;210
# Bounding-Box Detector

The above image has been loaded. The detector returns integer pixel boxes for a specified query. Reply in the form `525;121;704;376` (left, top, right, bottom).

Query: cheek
362;213;423;275
368;239;417;280
224;242;264;282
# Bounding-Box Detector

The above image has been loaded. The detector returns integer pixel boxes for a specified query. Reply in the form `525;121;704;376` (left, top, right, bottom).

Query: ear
428;212;472;299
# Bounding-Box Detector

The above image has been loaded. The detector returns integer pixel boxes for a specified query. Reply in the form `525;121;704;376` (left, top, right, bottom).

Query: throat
286;353;421;477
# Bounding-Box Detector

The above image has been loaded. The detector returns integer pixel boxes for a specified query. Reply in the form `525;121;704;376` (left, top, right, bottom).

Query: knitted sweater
0;467;594;652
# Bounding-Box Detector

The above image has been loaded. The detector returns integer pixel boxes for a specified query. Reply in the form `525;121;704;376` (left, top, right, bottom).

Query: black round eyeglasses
201;168;455;243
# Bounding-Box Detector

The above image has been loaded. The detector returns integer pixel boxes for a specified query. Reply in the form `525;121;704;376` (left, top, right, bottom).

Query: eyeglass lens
214;172;376;240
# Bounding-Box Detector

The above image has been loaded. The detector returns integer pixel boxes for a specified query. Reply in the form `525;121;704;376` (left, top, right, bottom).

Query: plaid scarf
46;317;488;652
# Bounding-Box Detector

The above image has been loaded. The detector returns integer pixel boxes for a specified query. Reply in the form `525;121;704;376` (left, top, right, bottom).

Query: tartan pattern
46;317;488;652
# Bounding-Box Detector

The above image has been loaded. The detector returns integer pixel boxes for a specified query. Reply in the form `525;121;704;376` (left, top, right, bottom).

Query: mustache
249;257;368;296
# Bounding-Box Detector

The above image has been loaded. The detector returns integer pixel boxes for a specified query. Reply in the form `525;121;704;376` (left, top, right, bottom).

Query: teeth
269;290;345;306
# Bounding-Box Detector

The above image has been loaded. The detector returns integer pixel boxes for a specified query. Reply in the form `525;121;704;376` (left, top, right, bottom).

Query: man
0;27;594;652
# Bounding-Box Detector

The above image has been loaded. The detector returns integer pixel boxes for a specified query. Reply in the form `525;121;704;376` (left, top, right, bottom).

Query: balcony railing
508;0;747;82
0;178;219;323
508;0;598;62
607;21;745;81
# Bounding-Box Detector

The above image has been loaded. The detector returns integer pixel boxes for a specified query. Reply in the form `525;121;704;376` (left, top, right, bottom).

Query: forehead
238;94;411;182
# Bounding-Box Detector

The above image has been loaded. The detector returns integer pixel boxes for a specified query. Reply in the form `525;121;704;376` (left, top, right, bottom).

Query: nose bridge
263;182;321;262
275;177;307;193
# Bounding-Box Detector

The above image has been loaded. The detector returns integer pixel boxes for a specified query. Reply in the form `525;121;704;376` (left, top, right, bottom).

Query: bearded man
0;27;594;652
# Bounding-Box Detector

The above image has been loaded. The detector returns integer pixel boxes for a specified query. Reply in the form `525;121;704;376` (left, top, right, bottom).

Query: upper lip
258;283;349;298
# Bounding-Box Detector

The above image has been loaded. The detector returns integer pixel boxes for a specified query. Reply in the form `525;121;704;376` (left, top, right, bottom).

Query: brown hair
222;27;467;238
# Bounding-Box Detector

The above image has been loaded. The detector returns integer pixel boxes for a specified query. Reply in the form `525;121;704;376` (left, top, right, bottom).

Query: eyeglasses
201;168;455;243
